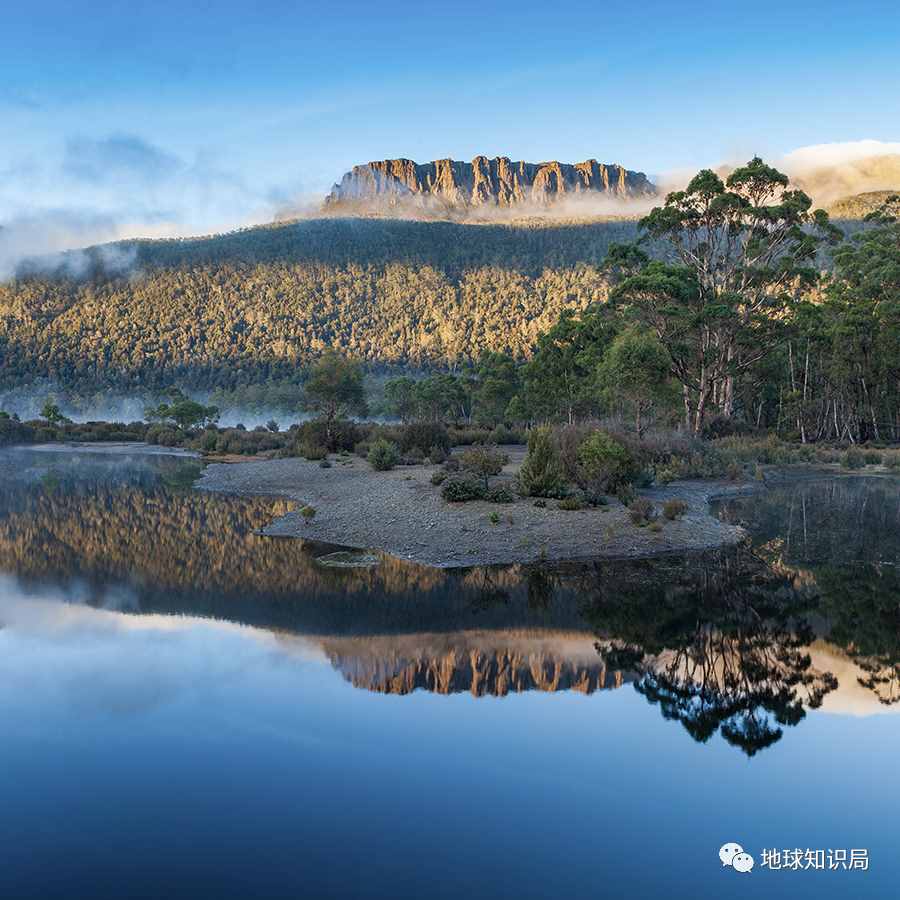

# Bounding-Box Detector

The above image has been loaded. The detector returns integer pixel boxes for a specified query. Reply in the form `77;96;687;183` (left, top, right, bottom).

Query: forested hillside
0;217;642;391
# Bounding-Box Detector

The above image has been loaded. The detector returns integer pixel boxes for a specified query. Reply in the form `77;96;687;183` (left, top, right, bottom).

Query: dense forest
1;161;899;441
0;217;641;391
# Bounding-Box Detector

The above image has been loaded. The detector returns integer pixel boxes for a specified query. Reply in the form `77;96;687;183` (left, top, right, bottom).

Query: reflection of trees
717;476;900;569
581;551;837;756
719;477;900;708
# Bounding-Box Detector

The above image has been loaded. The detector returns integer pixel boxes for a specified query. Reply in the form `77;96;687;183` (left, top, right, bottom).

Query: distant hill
827;190;900;219
324;155;655;216
0;216;643;392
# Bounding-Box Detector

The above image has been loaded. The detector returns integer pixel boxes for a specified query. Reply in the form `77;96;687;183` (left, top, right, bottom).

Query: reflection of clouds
0;576;326;719
809;641;900;718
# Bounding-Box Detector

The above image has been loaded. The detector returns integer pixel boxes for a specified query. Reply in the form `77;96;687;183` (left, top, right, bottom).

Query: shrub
533;499;547;508
299;442;328;461
460;444;509;488
864;450;883;465
517;426;566;498
726;462;743;481
427;443;448;465
842;447;865;470
485;485;516;504
448;426;492;446
400;422;450;455
441;474;488;502
368;439;400;471
300;505;316;520
701;415;755;440
443;457;460;473
490;423;525;445
294;418;361;453
558;496;585;511
615;483;636;506
576;431;638;498
430;471;447;486
648;521;663;533
662;498;688;520
628;497;656;525
885;453;900;470
489;511;500;525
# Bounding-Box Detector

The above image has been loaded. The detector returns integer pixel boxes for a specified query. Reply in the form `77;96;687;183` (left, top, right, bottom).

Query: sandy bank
196;447;755;568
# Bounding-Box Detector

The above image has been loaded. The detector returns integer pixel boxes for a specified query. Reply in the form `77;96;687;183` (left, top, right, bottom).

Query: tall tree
597;327;673;436
611;158;840;432
516;307;615;423
303;351;367;444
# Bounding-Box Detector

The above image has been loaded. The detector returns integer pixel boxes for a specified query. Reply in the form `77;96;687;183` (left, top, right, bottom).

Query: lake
1;447;897;899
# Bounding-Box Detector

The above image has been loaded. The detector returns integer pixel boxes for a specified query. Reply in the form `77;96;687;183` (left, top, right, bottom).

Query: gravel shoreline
195;447;756;568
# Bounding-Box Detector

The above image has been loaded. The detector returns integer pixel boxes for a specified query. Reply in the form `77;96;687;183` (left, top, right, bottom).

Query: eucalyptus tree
610;158;841;432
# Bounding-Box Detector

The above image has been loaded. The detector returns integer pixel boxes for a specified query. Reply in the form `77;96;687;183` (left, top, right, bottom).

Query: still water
1;447;898;899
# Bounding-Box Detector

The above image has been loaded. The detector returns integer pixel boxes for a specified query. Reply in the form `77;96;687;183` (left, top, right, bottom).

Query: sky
2;0;900;254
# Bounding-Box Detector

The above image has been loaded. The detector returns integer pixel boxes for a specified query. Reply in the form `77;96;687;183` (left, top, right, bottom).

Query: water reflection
2;448;899;758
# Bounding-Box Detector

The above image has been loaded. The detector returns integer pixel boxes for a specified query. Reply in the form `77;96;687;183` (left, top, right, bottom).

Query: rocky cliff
325;155;655;211
322;632;630;697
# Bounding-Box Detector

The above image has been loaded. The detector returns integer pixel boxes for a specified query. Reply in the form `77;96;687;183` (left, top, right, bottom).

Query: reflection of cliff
322;631;628;697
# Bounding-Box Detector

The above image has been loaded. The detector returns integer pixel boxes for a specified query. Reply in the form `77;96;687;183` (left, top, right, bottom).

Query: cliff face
325;155;655;209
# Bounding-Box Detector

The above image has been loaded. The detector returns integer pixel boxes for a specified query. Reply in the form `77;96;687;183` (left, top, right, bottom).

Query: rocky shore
196;447;757;568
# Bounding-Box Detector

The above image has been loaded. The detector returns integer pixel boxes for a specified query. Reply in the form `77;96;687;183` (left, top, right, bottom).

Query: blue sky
1;0;899;255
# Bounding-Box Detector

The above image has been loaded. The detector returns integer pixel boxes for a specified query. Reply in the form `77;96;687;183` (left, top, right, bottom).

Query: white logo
720;843;754;874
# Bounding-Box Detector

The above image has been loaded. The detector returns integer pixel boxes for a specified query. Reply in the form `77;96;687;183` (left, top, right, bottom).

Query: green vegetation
459;444;508;489
517;426;566;498
440;474;487;502
662;498;688;520
5;163;900;457
368;438;400;471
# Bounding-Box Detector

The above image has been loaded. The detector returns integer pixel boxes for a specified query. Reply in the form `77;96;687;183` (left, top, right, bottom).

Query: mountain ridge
325;155;655;211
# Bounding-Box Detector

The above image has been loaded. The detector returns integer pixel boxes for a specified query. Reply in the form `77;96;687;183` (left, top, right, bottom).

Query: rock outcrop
325;155;654;210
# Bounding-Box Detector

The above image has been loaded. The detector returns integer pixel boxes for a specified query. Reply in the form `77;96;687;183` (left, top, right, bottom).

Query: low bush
575;430;638;499
427;444;448;465
489;511;500;525
864;449;883;465
533;499;547;508
558;496;585;511
448;426;493;446
842;447;865;470
485;485;516;504
460;444;509;488
489;423;526;445
293;418;361;453
368;439;400;471
441;474;488;502
430;471;447;486
400;421;450;455
628;497;656;525
662;498;688;520
300;505;316;520
517;426;566;498
298;442;328;461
